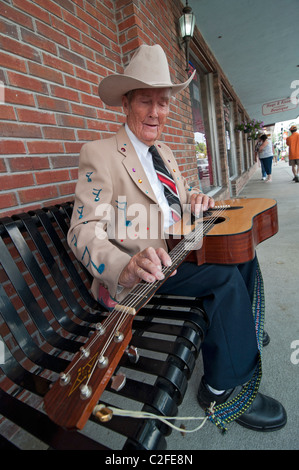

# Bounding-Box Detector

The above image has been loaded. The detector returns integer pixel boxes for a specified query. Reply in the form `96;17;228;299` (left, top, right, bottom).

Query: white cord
93;402;216;434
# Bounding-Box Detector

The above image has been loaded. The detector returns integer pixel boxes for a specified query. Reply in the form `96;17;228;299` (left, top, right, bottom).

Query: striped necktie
149;145;181;222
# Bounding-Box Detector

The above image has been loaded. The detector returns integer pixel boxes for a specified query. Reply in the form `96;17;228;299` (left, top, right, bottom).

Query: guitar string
63;205;227;384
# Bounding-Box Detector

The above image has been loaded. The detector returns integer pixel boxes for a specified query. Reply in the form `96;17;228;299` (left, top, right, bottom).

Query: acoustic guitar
43;197;278;430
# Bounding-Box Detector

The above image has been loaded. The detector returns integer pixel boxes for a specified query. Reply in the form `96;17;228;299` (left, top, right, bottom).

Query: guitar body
166;198;278;265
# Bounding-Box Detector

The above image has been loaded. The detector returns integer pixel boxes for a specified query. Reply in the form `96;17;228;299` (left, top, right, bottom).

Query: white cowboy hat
98;44;196;107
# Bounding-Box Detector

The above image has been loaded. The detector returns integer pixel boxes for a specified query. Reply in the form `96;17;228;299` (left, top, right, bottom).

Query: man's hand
118;247;175;289
190;192;215;216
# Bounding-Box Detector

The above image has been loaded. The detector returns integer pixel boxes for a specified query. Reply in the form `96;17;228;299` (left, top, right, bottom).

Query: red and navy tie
149;145;181;222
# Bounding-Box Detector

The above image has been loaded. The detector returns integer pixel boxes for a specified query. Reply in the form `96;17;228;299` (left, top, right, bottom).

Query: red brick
0;192;17;210
17;108;56;125
75;66;99;85
36;95;70;114
34;0;62;18
0;17;18;40
51;16;81;42
13;0;51;24
69;39;94;61
36;20;68;48
71;103;97;118
35;169;70;185
0;52;27;73
0;173;34;190
4;88;35;107
43;126;75;140
0;105;17;121
59;181;76;195
0;122;42;138
50;154;79;169
0;158;6;172
7;71;49;94
64;142;84;153
87;119;109;131
77;129;101;141
64;75;91;94
27;141;64;154
85;2;108;24
76;8;99;30
19;185;58;204
42;52;74;75
0;34;41;62
81;94;102;108
50;85;80;103
28;62;64;85
9;156;49;172
1;3;34;30
63;10;89;35
58;46;85;69
69;168;78;179
0;140;26;155
21;28;56;55
56;113;85;128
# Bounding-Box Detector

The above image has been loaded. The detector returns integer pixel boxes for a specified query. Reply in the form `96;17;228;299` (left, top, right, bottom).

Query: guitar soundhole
212;216;225;225
203;215;226;225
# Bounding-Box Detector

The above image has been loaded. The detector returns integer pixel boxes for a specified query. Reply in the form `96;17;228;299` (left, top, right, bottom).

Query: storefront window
223;95;237;179
188;62;215;193
238;111;245;172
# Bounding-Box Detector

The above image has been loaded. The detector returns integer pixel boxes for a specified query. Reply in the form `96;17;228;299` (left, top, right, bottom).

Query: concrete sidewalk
167;160;299;450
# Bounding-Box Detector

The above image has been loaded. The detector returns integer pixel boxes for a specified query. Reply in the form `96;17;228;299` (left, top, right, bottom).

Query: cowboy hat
98;44;196;107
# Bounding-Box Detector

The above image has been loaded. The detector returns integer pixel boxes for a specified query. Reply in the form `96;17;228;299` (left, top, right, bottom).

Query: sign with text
262;97;298;116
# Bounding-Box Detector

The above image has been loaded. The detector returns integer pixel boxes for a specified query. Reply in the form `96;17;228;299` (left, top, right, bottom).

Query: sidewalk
167;160;299;450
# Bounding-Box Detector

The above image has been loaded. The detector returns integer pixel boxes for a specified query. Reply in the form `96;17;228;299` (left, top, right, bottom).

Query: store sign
262;97;298;116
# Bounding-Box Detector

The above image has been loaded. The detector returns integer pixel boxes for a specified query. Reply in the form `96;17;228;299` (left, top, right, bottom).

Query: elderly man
68;45;286;432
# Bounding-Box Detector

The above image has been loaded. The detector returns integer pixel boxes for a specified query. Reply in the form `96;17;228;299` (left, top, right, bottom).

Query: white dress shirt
125;123;175;228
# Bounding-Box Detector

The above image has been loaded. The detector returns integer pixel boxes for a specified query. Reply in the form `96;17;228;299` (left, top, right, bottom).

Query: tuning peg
125;345;139;363
110;373;126;391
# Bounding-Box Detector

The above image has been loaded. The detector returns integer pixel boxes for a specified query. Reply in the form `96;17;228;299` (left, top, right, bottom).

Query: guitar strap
205;259;264;433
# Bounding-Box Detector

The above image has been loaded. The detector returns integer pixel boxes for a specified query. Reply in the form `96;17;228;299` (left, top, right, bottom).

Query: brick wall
0;0;198;217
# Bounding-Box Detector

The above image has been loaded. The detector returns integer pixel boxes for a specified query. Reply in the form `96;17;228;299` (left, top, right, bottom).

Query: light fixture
179;1;196;72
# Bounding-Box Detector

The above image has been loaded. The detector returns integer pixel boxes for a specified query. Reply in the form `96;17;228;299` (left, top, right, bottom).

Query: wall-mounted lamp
179;1;196;72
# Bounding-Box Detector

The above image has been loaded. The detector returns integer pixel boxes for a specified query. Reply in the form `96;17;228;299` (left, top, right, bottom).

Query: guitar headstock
44;312;134;430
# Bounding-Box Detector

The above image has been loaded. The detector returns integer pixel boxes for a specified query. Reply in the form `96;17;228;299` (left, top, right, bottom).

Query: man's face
122;88;171;146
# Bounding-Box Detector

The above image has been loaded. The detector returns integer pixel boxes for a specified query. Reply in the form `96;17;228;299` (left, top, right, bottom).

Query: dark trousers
260;156;273;175
157;256;260;390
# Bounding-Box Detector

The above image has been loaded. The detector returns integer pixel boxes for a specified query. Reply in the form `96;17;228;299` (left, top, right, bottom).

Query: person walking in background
255;136;266;180
286;125;299;181
258;134;273;182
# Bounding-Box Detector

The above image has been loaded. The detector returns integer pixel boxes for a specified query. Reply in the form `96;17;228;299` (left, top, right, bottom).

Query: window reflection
188;62;213;193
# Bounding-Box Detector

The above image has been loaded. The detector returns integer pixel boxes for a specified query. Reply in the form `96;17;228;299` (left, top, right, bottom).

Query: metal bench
0;202;207;450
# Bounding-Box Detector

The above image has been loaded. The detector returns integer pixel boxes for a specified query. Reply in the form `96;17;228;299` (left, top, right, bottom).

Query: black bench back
0;202;205;450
